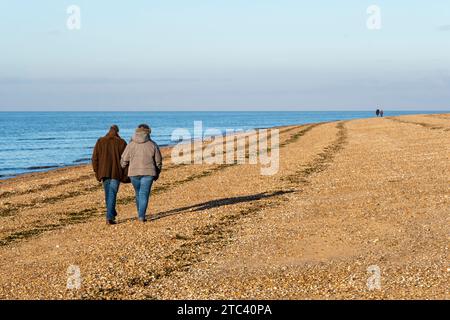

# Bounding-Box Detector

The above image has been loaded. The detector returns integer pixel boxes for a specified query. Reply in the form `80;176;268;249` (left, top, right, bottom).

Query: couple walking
92;124;162;225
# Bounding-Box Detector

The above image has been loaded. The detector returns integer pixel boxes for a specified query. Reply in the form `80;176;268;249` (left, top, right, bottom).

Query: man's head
110;124;119;133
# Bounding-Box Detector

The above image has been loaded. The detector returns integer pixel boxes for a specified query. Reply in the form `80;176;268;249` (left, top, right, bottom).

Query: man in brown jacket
92;125;127;225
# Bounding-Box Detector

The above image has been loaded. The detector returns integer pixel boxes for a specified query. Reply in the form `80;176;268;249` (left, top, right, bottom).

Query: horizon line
1;109;449;113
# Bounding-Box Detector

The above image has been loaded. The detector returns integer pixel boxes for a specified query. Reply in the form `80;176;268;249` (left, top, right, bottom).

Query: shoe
106;220;117;225
138;218;147;223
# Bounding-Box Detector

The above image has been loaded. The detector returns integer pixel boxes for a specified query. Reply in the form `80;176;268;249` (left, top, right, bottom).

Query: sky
0;0;449;111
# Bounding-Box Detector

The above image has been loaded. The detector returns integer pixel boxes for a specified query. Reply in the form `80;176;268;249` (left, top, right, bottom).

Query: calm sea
0;111;441;179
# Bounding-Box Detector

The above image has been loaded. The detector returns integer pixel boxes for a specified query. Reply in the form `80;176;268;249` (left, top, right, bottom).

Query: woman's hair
138;124;150;130
137;123;151;134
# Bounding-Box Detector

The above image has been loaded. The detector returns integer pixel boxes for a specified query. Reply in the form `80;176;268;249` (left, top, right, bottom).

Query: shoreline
0;122;300;182
1;111;447;181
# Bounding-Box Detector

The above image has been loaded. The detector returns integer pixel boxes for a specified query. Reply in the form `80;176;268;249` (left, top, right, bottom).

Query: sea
0;111;442;179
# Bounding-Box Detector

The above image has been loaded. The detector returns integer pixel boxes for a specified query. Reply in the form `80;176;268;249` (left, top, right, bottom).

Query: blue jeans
130;176;154;220
102;179;120;221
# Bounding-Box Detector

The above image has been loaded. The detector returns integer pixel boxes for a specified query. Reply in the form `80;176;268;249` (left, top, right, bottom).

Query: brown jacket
120;129;162;178
92;129;127;182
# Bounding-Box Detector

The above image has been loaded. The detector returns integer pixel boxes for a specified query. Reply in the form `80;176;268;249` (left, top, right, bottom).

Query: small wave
0;146;93;152
17;137;58;141
26;165;61;170
0;173;17;179
0;148;52;152
73;158;91;163
0;167;25;172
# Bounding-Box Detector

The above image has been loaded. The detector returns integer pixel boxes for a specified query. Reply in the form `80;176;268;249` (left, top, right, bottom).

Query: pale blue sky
0;0;449;110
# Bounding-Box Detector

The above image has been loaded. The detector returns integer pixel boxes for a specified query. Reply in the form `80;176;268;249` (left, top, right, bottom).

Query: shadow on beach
118;190;294;224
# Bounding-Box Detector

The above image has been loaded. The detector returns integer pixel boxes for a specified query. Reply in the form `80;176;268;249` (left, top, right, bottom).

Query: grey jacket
120;129;162;178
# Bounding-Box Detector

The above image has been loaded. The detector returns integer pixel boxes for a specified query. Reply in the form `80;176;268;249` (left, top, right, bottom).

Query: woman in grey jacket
121;124;162;222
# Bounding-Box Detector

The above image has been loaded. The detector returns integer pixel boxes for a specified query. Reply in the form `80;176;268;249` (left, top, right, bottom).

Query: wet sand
0;114;448;299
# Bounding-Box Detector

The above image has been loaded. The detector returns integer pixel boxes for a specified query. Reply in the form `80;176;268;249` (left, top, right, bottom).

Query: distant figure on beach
380;109;384;117
376;109;380;117
92;125;128;225
121;124;162;223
